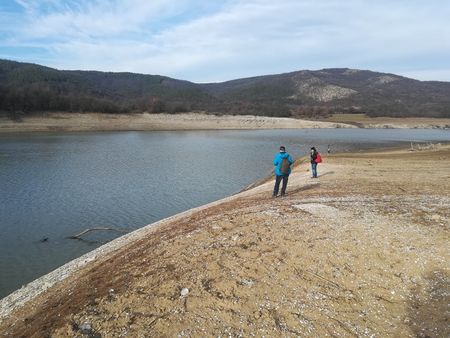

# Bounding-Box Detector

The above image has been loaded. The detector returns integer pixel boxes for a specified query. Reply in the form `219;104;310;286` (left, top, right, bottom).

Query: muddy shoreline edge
0;187;255;321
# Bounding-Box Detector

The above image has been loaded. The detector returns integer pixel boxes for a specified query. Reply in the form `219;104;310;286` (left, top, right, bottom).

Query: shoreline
0;187;257;322
1;112;450;133
322;113;450;129
0;112;355;133
1;144;449;336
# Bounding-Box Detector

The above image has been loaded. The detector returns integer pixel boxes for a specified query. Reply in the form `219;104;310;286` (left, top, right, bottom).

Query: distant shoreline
0;112;353;133
1;112;449;133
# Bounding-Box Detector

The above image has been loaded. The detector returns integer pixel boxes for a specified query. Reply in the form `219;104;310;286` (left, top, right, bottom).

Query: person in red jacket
310;147;321;178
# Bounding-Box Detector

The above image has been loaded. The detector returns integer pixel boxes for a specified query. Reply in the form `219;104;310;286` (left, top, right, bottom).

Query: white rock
180;288;189;297
241;279;255;287
431;214;440;221
79;323;92;333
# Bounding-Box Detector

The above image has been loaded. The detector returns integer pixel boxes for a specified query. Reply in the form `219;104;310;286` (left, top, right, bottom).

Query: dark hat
280;146;286;152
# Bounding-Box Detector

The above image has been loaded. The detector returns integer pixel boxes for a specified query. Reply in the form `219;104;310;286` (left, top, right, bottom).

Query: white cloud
14;0;41;12
3;0;450;82
15;0;185;39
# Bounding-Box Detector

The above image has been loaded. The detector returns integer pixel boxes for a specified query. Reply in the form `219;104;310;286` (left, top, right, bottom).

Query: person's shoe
272;194;277;198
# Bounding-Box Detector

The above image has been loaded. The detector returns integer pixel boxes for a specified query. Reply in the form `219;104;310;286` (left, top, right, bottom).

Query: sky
1;0;450;83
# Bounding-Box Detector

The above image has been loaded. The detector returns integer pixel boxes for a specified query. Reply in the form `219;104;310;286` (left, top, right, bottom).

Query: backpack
315;153;322;163
280;157;291;175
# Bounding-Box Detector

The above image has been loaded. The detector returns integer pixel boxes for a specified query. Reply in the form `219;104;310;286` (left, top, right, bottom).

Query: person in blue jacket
273;146;294;197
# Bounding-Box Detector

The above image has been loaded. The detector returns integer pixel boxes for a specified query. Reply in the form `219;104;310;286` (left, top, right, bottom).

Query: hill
201;69;450;118
1;59;450;119
0;60;217;118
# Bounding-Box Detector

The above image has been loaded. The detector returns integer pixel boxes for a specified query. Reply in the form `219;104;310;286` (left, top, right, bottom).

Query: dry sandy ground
2;112;449;132
0;113;354;133
323;113;450;129
0;145;449;337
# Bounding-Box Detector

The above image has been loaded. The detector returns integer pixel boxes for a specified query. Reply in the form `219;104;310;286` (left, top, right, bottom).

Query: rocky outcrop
290;77;357;102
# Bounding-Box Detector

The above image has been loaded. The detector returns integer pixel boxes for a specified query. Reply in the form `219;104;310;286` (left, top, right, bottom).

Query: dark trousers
273;175;289;196
311;162;318;177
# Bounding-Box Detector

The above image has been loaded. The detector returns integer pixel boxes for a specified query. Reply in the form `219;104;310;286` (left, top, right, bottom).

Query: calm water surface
1;129;449;298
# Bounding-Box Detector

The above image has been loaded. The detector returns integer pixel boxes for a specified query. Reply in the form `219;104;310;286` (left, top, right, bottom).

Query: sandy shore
323;113;450;129
2;112;449;132
1;144;449;337
0;112;355;133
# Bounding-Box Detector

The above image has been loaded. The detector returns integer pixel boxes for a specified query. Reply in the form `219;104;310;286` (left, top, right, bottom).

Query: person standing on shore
310;147;321;178
273;146;294;197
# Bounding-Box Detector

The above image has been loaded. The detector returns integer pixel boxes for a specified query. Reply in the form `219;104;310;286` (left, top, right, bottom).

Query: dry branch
67;227;127;240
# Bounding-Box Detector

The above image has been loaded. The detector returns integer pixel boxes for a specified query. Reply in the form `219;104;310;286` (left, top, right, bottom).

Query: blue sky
1;0;449;82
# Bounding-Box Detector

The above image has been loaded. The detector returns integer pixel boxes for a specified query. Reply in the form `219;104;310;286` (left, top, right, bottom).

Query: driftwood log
67;227;127;240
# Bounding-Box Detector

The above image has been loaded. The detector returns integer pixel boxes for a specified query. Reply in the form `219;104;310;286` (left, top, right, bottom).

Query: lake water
1;128;449;298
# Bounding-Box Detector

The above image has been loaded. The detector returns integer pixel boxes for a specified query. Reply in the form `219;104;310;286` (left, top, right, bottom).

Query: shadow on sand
407;269;449;337
286;183;320;195
317;171;335;178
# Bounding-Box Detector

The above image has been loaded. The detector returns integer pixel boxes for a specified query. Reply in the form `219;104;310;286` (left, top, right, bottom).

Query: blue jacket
273;152;294;176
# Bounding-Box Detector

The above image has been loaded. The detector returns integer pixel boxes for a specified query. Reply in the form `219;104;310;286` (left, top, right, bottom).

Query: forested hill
0;59;217;117
1;59;450;119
